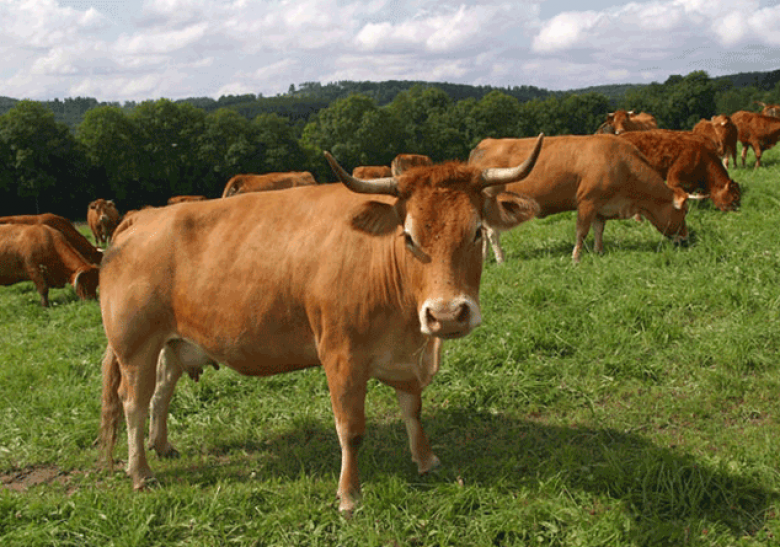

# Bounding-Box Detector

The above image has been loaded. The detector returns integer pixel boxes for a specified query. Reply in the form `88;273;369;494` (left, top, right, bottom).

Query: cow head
711;179;741;211
74;267;100;300
325;135;543;339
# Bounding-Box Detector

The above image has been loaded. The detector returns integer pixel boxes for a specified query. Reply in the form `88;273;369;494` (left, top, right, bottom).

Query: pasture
1;148;780;546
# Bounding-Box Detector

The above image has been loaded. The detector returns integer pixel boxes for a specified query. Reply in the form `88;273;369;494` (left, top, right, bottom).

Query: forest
0;69;779;219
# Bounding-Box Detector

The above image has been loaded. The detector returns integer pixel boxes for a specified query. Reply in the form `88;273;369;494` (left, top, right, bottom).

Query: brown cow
167;195;207;205
596;110;658;134
755;101;780;118
0;224;100;307
221;172;317;198
391;154;434;177
0;213;103;265
98;137;544;514
352;165;392;178
731;110;780;168
618;130;740;212
692;115;739;169
469;135;692;263
87;199;121;246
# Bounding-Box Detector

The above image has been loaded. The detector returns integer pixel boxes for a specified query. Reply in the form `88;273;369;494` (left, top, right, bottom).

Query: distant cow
98;137;543;514
167;195;207;205
352;165;392;178
596;110;658;134
692;115;739;169
391;154;434;177
730;110;780;168
221;172;317;198
0;213;103;265
755;101;780;118
618;130;741;212
0;224;100;307
87;199;121;246
469;135;692;263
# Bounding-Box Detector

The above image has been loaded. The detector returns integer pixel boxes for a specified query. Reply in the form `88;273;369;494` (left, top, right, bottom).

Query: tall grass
1;147;779;546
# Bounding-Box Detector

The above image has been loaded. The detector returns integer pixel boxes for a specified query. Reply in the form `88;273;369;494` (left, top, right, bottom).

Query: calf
0;213;103;265
692;115;738;169
618;129;740;211
87;199;121;246
731;110;780;168
469;134;692;263
0;224;99;307
596;110;658;134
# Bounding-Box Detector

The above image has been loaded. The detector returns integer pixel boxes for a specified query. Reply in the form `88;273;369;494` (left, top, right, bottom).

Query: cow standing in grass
731;110;780;168
692;115;739;169
618;129;741;212
0;224;100;307
99;138;543;514
0;213;103;265
469;135;693;263
87;199;121;246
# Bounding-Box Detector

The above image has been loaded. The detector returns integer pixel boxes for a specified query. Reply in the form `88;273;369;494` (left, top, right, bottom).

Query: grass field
1;146;780;546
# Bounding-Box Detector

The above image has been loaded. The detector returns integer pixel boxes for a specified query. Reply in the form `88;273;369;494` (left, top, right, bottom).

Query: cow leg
148;346;183;458
592;216;606;255
573;208;596;263
396;388;440;474
119;348;159;489
26;265;49;307
324;362;368;514
754;145;762;168
741;145;748;167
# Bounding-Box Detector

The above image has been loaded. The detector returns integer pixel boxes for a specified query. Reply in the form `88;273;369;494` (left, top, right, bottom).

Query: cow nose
420;297;481;338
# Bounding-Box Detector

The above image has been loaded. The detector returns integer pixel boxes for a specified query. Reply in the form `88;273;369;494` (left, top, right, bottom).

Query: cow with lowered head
0;213;103;265
0;223;99;307
99;136;544;514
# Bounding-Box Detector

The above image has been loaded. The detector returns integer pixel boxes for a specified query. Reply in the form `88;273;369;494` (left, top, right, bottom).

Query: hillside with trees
0;69;778;220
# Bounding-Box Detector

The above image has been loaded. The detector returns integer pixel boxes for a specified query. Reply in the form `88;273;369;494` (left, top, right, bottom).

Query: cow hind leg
592;216;606;255
573;208;596;263
148;339;217;458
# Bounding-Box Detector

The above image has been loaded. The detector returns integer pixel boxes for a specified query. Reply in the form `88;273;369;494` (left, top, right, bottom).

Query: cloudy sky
2;0;779;103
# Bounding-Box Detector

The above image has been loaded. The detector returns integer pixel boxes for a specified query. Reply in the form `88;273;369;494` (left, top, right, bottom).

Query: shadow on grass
155;407;776;542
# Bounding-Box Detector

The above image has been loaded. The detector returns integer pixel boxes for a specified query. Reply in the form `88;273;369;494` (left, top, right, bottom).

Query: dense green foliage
0;69;779;219
0;146;779;546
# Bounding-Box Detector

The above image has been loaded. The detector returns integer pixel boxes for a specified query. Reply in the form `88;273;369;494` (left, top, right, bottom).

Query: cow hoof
418;455;441;475
132;475;159;491
337;494;360;516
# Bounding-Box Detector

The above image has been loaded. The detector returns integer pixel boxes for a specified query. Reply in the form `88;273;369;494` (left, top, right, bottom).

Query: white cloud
532;11;601;53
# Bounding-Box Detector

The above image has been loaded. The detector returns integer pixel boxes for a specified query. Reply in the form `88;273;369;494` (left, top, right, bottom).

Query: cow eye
403;231;415;249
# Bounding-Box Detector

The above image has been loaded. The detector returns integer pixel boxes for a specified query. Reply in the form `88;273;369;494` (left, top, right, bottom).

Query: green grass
1;147;780;546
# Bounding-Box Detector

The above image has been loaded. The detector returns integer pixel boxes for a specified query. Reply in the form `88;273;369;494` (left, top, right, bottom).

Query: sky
1;0;779;103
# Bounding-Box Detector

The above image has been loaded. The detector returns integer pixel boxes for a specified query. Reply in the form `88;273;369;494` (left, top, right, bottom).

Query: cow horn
324;151;399;196
479;134;544;189
687;193;709;200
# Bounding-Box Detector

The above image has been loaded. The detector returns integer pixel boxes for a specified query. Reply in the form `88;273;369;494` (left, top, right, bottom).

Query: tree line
0;70;778;220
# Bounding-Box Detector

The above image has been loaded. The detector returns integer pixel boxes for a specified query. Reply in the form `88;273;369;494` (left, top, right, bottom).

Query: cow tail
100;344;122;470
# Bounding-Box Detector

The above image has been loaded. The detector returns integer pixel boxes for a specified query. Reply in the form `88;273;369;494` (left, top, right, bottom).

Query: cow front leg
325;366;368;514
396;388;440;474
148;346;183;458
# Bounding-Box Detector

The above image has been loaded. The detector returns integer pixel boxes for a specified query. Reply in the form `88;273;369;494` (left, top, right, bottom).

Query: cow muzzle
419;297;482;339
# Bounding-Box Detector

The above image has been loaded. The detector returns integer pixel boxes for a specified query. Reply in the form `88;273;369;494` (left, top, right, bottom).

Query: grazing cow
0;224;100;307
692;115;739;169
87;199;121;246
731;110;780;168
391;154;434;177
352;165;392;178
167;195;207;205
596;110;658;134
468;135;692;263
98;137;544;514
755;101;780;118
618;130;741;212
0;213;103;265
221;171;317;198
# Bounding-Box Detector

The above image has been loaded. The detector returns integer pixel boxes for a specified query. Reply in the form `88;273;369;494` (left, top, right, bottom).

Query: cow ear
350;200;402;236
483;191;539;230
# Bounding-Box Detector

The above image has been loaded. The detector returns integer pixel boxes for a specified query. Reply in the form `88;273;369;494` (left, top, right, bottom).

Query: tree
0;100;84;215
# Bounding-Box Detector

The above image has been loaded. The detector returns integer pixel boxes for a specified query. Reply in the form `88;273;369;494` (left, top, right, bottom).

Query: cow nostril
456;303;469;324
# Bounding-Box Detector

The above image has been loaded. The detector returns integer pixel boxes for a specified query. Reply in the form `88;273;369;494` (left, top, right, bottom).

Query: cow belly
597;198;639;220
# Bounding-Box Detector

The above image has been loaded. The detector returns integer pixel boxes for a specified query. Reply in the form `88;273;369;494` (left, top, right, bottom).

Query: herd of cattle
1;103;780;513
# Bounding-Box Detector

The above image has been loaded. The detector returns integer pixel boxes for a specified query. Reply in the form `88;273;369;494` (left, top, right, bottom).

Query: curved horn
324;151;399;196
687;193;710;200
480;133;544;189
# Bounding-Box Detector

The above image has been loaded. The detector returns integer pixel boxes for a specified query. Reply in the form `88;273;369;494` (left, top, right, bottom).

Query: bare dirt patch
0;465;81;493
